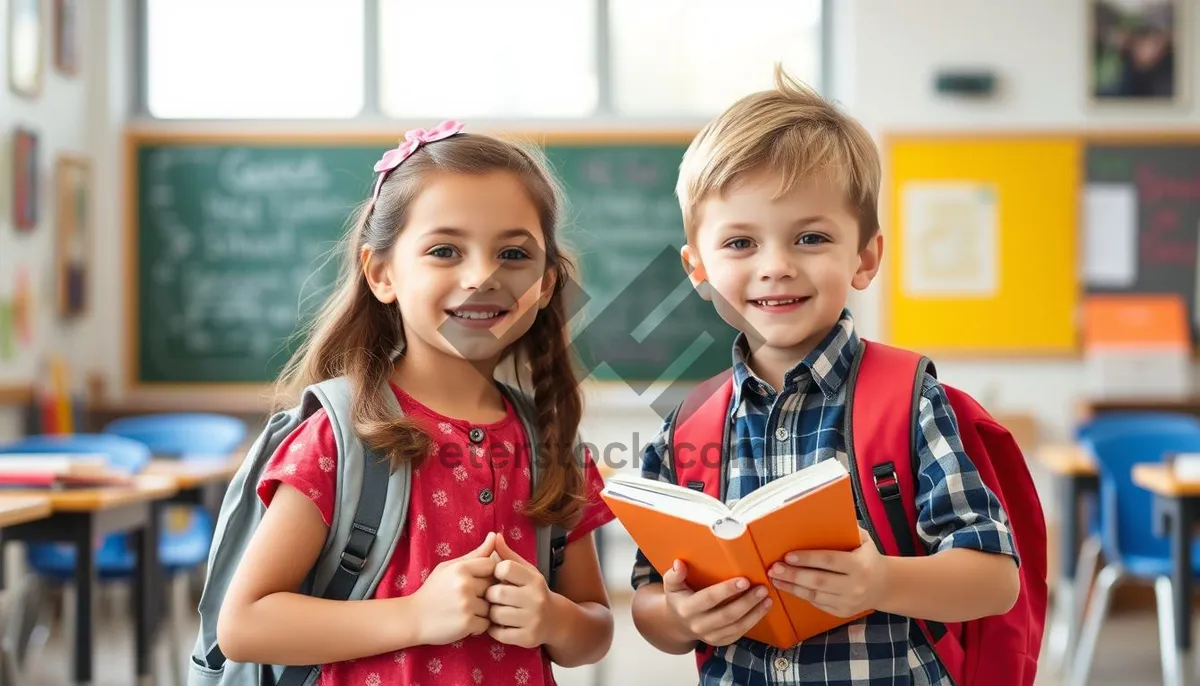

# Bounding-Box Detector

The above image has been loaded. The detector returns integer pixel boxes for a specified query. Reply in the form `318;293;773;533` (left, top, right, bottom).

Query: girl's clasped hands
408;531;555;649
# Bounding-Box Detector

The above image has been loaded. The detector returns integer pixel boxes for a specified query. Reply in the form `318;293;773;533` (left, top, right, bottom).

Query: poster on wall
56;155;91;316
6;0;42;98
12;128;38;231
54;0;79;77
1089;0;1185;106
901;181;999;298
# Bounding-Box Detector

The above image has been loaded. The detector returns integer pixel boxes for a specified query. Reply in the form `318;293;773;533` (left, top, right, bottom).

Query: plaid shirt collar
730;308;860;409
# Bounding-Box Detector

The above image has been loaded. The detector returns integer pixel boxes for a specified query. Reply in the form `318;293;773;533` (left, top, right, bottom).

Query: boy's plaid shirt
630;310;1020;685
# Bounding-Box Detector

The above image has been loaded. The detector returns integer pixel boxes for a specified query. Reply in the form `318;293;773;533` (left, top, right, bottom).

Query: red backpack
668;339;1047;685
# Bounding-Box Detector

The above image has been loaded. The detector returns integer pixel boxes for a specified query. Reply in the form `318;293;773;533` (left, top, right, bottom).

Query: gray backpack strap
276;378;410;686
497;384;576;587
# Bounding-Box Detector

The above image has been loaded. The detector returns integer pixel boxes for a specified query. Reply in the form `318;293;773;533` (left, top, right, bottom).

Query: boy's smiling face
682;168;882;365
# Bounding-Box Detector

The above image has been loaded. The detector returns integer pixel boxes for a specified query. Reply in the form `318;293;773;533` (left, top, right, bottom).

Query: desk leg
1168;497;1194;653
71;518;96;686
1152;494;1195;686
134;508;161;685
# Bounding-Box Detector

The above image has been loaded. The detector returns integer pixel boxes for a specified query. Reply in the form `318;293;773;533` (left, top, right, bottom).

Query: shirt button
468;427;486;444
774;427;789;442
774;656;790;671
478;488;494;504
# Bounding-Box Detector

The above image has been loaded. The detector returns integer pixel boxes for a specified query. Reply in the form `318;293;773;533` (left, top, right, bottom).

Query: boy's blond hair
676;64;881;249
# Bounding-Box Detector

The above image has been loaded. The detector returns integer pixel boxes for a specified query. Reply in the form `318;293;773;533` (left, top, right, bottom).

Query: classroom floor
7;587;1176;686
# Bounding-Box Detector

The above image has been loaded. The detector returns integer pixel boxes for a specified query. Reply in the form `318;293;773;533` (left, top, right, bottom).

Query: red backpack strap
667;369;734;672
847;339;963;672
845;339;929;559
668;370;734;501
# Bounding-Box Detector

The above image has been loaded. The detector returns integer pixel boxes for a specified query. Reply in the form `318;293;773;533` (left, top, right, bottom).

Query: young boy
628;66;1021;685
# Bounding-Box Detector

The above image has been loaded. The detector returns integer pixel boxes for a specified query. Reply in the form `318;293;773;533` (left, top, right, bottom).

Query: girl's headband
371;119;465;202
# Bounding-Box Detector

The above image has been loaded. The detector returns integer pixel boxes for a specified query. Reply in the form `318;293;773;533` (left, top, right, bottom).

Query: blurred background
1;0;1199;684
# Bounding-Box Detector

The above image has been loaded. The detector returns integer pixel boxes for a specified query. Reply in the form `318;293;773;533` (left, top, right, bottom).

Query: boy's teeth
756;298;800;306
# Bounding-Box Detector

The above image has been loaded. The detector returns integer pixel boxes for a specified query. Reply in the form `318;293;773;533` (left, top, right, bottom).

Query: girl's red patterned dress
257;384;615;686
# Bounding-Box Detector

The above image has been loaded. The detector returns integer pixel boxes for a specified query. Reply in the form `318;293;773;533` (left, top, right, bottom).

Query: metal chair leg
1069;564;1122;686
1154;576;1187;686
1065;534;1103;672
1047;533;1103;674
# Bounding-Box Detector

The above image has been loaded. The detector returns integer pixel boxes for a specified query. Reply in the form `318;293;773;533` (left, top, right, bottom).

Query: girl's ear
680;245;712;301
537;266;558;309
361;246;397;303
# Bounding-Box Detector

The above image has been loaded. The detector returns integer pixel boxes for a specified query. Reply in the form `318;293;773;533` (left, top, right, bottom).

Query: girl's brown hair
274;132;586;528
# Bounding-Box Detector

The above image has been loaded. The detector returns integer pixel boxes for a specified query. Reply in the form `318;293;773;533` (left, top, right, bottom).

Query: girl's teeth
757;299;799;306
454;311;501;320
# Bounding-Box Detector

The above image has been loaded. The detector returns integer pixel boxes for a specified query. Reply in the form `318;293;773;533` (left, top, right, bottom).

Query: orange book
601;459;868;649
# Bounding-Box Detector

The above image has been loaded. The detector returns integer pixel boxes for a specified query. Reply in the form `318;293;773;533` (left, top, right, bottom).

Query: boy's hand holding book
602;459;874;648
662;559;774;647
768;526;888;619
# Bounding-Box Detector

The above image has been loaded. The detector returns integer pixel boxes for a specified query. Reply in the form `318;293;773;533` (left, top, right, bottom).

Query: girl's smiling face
364;170;554;365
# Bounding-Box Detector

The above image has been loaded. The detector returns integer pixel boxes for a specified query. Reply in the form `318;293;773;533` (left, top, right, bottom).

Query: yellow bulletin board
883;134;1082;355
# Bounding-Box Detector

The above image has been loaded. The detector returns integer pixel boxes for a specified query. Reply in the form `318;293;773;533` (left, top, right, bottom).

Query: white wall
838;0;1200;451
0;0;118;442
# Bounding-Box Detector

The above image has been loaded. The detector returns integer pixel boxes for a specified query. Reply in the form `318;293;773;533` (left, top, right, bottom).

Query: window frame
132;0;831;124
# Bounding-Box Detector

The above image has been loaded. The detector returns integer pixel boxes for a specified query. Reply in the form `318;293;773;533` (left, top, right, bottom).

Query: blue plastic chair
1069;412;1200;686
103;413;246;460
0;434;150;579
103;413;246;685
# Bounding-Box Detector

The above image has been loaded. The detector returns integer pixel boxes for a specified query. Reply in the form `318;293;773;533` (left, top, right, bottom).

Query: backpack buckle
339;550;366;574
550;534;567;569
872;463;900;500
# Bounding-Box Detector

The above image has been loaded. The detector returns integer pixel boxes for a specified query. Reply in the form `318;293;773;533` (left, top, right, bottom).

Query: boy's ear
362;246;397;303
852;233;883;291
680;245;712;300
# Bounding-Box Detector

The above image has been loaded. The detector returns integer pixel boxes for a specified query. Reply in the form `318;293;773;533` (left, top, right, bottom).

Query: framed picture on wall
13;128;39;231
56;155;91;317
7;0;42;98
1089;0;1186;105
54;0;79;76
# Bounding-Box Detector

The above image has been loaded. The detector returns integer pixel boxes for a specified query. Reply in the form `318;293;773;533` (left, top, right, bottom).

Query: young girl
217;121;616;684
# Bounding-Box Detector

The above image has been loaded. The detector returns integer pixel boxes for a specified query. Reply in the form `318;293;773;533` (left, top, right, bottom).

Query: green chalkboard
1084;142;1200;343
130;134;736;387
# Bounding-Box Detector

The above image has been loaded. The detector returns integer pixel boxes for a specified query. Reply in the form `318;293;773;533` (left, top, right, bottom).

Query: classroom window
139;0;826;120
606;0;824;116
144;0;365;119
376;0;599;118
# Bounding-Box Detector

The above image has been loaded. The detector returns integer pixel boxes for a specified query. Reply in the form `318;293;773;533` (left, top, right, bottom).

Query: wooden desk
1133;464;1200;497
2;476;178;685
1038;443;1097;476
1035;444;1100;582
1079;396;1200;420
144;458;239;491
0;496;52;528
1133;463;1200;657
0;495;54;591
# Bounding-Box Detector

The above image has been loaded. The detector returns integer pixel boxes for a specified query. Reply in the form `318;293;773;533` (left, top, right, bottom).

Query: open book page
729;458;849;522
599;473;731;526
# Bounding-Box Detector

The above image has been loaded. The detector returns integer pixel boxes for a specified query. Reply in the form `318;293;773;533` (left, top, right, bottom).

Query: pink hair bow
372;119;465;201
